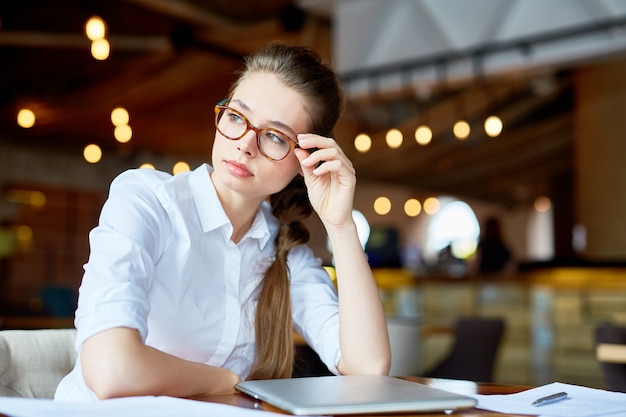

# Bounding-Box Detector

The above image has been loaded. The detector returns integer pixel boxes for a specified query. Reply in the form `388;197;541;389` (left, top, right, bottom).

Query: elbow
366;354;392;376
83;355;139;399
81;328;149;399
338;352;391;376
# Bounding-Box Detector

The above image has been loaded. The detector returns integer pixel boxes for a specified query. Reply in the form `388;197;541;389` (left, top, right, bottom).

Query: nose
236;129;258;157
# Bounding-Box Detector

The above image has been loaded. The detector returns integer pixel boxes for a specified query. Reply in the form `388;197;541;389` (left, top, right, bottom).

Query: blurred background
1;0;626;389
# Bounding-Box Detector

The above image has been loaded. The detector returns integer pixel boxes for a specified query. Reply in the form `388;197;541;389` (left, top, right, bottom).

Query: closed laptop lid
235;375;477;415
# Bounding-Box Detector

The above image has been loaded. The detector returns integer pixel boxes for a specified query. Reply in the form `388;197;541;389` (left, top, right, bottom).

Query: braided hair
232;42;342;380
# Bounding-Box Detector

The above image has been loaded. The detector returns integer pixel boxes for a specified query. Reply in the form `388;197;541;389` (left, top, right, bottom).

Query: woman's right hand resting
81;327;241;399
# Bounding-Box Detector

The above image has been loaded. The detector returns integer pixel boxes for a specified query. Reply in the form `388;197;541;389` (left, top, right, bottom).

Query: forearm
328;222;391;375
81;327;240;399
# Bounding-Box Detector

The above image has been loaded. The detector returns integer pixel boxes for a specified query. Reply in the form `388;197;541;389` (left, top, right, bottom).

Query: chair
594;322;626;392
0;328;76;398
422;316;505;383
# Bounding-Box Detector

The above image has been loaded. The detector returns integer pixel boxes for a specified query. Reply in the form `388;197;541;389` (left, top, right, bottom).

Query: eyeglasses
214;99;298;161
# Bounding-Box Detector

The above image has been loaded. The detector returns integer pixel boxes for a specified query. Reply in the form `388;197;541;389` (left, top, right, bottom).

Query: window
425;198;479;262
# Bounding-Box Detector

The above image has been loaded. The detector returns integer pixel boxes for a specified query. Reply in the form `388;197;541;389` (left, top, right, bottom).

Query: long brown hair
236;42;342;380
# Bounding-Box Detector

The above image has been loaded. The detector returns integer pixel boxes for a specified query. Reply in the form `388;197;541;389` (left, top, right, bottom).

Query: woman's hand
295;133;356;229
296;134;392;376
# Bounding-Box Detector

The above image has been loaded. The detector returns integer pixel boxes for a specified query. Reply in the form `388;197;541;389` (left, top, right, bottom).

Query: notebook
235;375;477;415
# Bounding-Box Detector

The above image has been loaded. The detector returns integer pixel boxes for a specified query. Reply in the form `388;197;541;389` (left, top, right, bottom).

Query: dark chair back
423;316;505;383
594;321;626;392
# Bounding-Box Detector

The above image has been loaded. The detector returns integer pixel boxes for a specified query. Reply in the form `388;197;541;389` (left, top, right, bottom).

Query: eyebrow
230;99;297;138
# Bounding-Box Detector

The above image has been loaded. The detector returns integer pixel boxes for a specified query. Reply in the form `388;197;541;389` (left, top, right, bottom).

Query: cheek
263;157;301;190
211;133;229;160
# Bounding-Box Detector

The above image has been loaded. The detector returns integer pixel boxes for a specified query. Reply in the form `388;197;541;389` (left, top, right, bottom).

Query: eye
263;130;288;147
226;109;245;124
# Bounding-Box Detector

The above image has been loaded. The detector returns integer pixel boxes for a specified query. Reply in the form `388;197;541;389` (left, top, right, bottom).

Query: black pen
532;391;568;406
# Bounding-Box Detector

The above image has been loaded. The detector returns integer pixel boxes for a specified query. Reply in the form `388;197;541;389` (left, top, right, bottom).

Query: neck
210;173;264;244
227;204;258;244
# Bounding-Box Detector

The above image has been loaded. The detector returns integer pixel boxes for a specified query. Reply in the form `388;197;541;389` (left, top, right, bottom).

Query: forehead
230;72;310;133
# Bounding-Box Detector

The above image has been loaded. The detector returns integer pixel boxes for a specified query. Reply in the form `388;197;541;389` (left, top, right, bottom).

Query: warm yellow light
484;115;503;137
114;124;132;143
173;161;191;175
414;125;432;145
404;199;421;217
534;196;551;212
354;133;372;153
5;189;46;207
453;120;470;140
111;107;129;126
85;16;106;41
16;225;33;241
423;197;441;215
385;128;403;149
83;144;102;163
17;109;36;128
91;39;110;60
373;196;392;215
139;163;155;170
29;191;46;207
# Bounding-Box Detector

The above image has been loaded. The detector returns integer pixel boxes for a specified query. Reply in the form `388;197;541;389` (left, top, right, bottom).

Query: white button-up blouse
54;164;341;401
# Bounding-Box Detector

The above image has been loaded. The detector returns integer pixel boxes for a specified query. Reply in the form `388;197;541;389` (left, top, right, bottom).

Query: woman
54;41;390;401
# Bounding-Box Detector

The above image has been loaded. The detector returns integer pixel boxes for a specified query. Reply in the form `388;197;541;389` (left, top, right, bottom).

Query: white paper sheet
0;395;297;417
472;382;626;417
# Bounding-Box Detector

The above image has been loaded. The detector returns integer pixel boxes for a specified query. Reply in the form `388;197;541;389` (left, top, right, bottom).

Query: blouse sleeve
288;246;341;374
74;169;173;349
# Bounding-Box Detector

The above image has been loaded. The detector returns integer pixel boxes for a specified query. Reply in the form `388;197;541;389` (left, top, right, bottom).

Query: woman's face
211;71;310;203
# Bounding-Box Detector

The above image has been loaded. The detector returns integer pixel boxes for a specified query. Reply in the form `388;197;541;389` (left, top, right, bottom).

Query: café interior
1;0;626;395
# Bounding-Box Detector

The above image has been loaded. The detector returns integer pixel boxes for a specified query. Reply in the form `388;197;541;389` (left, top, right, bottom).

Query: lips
225;160;253;178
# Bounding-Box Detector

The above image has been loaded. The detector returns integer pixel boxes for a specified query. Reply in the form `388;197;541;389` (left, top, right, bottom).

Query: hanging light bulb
414;125;432;145
385;128;403;149
354;133;372;153
114;124;132;143
85;16;107;41
111;107;129;126
83;144;102;163
484;115;503;137
17;108;36;128
453;120;470;140
91;38;110;60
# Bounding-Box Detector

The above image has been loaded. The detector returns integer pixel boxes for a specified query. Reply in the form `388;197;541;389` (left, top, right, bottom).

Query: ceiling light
85;16;107;41
484;115;503;137
404;199;421;217
91;39;110;60
373;196;391;215
423;197;441;215
111;107;129;126
83;144;102;163
385;128;403;149
114;125;132;143
17;109;35;128
414;125;432;145
173;161;190;175
453;120;470;140
354;133;372;153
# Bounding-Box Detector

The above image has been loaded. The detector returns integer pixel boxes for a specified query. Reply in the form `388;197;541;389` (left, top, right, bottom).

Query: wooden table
0;377;530;417
194;376;531;416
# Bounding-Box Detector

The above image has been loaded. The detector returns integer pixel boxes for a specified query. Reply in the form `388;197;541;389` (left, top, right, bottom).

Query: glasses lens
215;105;294;161
216;107;248;140
258;130;292;160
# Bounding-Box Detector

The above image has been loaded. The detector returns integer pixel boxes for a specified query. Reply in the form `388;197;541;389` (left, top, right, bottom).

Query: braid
238;40;341;380
248;177;312;380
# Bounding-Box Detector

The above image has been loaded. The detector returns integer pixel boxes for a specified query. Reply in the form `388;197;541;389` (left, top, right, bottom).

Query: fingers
296;134;354;175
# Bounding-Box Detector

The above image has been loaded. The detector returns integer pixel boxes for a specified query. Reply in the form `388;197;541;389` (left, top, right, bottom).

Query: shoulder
100;168;178;225
110;168;173;193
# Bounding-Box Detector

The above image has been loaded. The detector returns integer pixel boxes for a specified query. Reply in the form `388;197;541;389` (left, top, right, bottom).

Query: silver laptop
235;375;477;415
